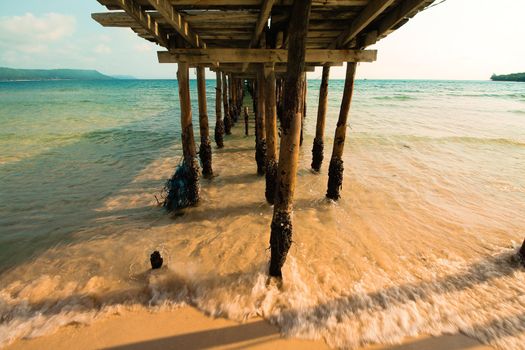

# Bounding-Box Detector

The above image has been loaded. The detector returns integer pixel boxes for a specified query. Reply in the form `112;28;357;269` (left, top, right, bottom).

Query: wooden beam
333;0;396;48
242;0;276;72
158;49;377;64
146;0;206;48
251;0;276;47
108;0;169;47
91;12;133;27
210;64;316;73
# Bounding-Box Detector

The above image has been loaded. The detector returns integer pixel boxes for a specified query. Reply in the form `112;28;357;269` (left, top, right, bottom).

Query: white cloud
0;13;76;45
0;13;77;67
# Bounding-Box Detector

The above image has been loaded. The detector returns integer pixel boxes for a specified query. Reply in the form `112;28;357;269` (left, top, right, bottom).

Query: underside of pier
92;0;441;280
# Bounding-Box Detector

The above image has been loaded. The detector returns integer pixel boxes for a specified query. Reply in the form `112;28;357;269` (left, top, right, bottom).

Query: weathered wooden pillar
244;106;249;136
276;78;284;126
252;80;258;138
228;74;236;123
222;72;232;135
214;71;225;148
178;62;200;205
311;65;330;172
269;0;312;279
326;62;357;200
196;66;213;178
299;73;307;146
264;64;278;204
238;79;244;112
255;65;267;176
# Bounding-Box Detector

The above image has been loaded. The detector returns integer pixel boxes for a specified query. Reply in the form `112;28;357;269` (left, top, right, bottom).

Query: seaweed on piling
199;137;213;179
265;159;278;204
162;157;200;211
311;137;324;172
214;119;224;148
255;139;267;176
326;156;344;200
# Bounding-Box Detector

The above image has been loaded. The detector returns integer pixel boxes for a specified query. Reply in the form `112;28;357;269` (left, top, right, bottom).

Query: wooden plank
98;0;368;10
200;34;252;40
146;0;206;48
184;10;259;23
158;48;377;63
332;0;396;48
102;0;169;47
91;12;134;27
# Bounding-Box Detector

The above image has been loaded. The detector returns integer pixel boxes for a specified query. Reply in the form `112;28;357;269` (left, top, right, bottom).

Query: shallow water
0;78;524;349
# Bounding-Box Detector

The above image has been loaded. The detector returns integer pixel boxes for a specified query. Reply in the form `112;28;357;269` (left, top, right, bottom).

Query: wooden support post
196;66;213;178
214;71;225;148
300;73;307;146
276;78;284;126
264;64;278;204
244;106;249;136
255;65;267;176
228;74;236;123
222;72;232;135
177;62;200;205
326;62;357;200
311;65;330;172
269;0;312;280
237;79;244;118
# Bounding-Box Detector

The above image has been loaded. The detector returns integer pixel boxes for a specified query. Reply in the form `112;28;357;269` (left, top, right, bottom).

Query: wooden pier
92;0;442;279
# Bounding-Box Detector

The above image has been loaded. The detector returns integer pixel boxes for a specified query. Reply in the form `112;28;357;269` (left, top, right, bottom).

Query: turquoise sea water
0;78;524;348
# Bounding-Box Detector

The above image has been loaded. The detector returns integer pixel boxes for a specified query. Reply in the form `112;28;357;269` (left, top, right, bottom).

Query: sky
0;0;524;80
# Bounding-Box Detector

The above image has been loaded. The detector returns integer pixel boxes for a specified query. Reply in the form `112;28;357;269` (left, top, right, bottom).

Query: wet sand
6;306;492;350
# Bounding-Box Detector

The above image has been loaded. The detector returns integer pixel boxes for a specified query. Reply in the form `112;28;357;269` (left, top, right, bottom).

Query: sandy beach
6;306;492;350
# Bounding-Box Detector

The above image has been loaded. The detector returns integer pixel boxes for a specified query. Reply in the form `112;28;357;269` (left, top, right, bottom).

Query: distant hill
0;67;114;81
491;72;525;82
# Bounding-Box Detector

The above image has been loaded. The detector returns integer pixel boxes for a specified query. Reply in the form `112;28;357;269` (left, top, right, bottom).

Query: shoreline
5;306;493;350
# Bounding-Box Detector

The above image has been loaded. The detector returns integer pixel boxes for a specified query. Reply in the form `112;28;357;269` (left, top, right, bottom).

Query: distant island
0;67;114;81
491;72;525;82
